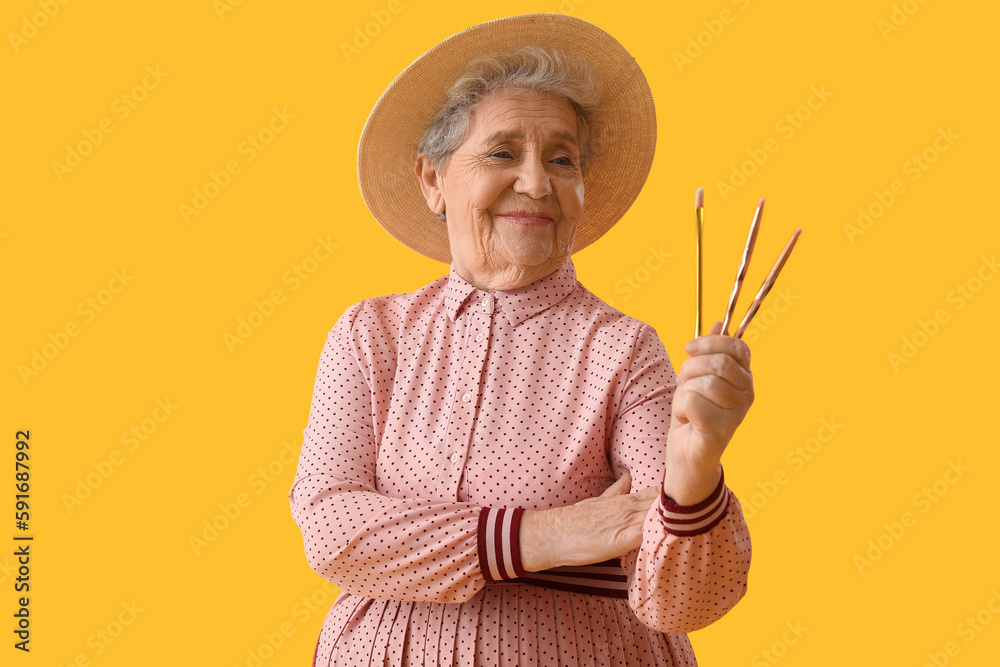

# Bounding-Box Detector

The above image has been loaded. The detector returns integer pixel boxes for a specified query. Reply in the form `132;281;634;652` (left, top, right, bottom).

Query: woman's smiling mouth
497;211;555;226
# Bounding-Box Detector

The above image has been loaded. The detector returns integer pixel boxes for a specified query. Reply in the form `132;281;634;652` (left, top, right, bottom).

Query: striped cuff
477;507;525;582
656;468;730;536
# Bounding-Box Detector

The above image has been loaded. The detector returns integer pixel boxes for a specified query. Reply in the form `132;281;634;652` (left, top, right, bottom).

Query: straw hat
357;13;656;264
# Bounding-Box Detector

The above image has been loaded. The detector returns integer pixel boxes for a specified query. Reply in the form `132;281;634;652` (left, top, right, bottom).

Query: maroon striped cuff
657;468;730;536
511;558;628;598
477;507;526;582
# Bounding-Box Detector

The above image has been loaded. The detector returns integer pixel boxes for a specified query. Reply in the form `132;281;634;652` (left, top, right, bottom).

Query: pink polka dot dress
288;256;751;666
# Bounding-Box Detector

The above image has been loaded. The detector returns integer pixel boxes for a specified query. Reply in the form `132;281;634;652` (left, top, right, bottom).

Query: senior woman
289;13;753;667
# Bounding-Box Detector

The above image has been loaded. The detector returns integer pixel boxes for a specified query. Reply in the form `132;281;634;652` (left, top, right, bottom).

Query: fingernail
685;340;699;354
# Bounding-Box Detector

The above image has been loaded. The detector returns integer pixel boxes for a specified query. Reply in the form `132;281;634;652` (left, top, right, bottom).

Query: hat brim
357;13;656;264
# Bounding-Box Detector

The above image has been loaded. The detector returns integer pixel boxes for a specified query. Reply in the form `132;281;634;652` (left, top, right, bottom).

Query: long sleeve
608;322;752;634
287;301;525;604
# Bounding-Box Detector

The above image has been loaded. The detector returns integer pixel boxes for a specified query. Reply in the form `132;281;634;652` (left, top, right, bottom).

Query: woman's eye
489;151;513;159
552;156;574;166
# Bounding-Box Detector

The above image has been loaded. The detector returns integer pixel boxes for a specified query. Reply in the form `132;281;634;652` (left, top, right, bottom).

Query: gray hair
417;46;602;219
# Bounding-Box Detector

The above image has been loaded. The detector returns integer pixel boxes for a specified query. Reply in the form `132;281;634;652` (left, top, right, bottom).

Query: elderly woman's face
417;90;585;285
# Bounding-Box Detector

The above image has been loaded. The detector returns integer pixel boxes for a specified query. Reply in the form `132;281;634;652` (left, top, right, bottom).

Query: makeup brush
695;187;704;338
734;228;802;339
722;197;765;336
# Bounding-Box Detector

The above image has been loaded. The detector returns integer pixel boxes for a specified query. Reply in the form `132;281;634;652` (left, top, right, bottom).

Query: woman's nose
513;156;552;198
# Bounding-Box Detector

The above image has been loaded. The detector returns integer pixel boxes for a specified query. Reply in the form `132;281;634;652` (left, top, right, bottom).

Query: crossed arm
288;302;751;632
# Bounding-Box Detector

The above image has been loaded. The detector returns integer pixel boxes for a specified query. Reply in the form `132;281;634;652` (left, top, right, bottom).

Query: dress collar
444;257;578;327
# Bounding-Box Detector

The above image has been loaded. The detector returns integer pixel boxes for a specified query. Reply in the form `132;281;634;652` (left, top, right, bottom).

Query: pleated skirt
312;583;697;666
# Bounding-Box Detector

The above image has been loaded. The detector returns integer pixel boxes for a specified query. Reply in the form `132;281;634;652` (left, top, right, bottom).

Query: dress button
476;332;485;342
451;452;460;463
462;392;472;402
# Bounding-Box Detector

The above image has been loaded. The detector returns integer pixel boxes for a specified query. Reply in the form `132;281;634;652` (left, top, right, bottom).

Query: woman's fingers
680;374;751;411
685;324;752;371
677;353;752;391
634;486;660;501
616;523;645;552
600;469;632;496
680;389;746;431
552;481;658;567
673;369;752;436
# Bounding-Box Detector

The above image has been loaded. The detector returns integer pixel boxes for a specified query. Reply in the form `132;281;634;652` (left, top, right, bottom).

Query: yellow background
3;0;998;665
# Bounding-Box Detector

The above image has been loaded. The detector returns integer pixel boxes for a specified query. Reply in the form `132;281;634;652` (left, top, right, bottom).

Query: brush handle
722;201;764;335
695;207;704;337
733;228;800;339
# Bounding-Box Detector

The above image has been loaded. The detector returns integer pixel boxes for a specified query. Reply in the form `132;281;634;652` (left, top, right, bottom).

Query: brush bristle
758;197;765;208
695;188;704;208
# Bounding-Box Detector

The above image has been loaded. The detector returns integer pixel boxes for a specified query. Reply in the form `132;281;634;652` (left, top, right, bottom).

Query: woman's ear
414;154;445;216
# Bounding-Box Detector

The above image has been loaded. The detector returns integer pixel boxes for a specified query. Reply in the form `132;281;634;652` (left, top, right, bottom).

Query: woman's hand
519;469;658;572
663;321;754;505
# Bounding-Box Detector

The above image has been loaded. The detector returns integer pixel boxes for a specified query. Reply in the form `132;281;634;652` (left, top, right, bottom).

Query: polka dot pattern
288;256;752;666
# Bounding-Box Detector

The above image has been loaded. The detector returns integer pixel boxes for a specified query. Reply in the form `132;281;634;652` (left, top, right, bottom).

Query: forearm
627;472;752;634
289;474;526;603
602;318;752;632
518;509;558;572
517;469;654;573
662;460;723;506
